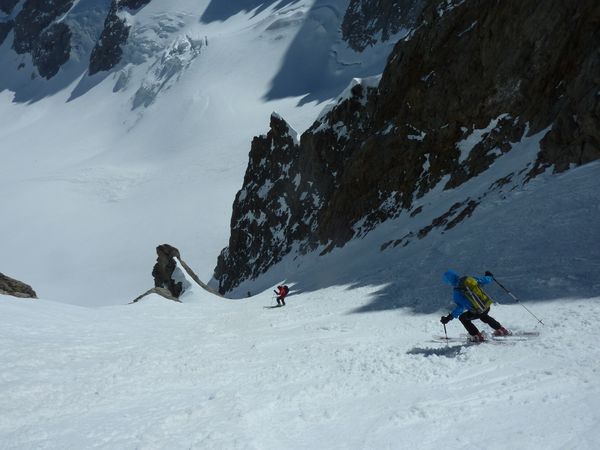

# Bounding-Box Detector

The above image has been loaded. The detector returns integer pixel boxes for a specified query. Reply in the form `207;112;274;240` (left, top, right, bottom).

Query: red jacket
275;286;289;298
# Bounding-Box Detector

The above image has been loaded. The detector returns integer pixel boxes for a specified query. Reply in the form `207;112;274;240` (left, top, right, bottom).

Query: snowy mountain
2;1;600;448
215;0;600;298
1;0;401;305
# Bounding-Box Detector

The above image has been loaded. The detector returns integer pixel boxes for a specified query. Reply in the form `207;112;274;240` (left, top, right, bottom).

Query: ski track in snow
1;289;599;449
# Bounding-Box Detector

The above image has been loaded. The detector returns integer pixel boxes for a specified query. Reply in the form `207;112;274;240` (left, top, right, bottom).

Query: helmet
443;270;460;286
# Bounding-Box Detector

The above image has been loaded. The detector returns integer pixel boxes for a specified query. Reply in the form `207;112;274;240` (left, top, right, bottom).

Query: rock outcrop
32;22;72;78
1;0;154;79
88;0;152;75
0;272;37;299
215;114;312;293
11;0;74;78
131;244;220;303
12;0;73;54
215;0;600;294
152;244;188;298
342;0;425;51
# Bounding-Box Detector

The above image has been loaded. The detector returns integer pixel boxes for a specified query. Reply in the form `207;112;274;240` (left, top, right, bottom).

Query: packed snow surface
1;287;599;449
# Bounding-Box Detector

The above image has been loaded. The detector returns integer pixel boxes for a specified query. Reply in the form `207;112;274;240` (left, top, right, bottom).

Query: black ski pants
276;296;286;305
459;309;501;336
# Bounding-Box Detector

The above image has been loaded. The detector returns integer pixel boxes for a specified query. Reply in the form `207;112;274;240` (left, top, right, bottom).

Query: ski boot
493;327;511;336
469;332;486;342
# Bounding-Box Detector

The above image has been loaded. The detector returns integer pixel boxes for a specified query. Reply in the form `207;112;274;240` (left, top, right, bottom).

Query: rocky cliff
0;0;152;79
215;0;600;294
342;0;425;51
89;0;152;75
9;0;74;78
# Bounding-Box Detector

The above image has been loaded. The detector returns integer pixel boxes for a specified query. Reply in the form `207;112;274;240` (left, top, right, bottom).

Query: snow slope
225;130;600;309
2;2;598;448
1;284;599;449
0;0;398;306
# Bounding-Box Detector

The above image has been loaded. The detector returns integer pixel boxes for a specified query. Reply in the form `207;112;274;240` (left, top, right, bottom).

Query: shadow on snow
407;345;466;358
200;0;303;23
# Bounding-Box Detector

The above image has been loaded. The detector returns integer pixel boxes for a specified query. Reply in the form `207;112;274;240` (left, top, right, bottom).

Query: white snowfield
2;1;600;447
0;0;396;306
1;286;599;449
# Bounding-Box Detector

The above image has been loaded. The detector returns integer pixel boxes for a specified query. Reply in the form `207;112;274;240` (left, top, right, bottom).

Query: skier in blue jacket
440;270;510;342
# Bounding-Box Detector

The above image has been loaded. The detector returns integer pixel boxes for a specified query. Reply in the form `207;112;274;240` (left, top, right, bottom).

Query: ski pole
492;276;544;325
443;323;449;345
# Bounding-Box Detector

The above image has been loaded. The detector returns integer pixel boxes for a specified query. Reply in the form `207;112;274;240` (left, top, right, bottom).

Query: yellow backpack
459;276;493;313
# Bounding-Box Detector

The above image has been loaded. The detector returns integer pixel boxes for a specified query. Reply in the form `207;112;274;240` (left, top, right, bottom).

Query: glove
485;271;494;277
440;314;453;324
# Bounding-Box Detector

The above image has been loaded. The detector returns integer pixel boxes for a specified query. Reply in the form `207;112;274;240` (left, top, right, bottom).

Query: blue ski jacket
444;270;493;318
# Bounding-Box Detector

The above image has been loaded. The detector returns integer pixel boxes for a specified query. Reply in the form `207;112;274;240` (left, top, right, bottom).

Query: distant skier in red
274;285;289;306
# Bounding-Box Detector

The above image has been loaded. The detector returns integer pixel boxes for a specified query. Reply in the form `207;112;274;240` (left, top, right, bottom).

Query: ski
431;330;539;345
431;336;515;346
490;330;540;341
264;305;283;309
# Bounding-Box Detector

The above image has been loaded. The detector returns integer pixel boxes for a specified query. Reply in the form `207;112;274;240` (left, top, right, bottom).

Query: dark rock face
3;0;152;79
119;0;152;9
89;0;152;75
0;0;19;15
11;0;74;77
215;0;600;293
152;244;185;298
0;272;37;299
377;0;600;179
532;13;600;174
0;20;13;46
215;114;313;293
215;85;380;293
12;0;74;53
342;0;424;51
89;4;128;75
33;23;72;79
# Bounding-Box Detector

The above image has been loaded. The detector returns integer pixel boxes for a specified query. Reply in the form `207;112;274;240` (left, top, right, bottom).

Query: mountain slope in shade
214;0;600;297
